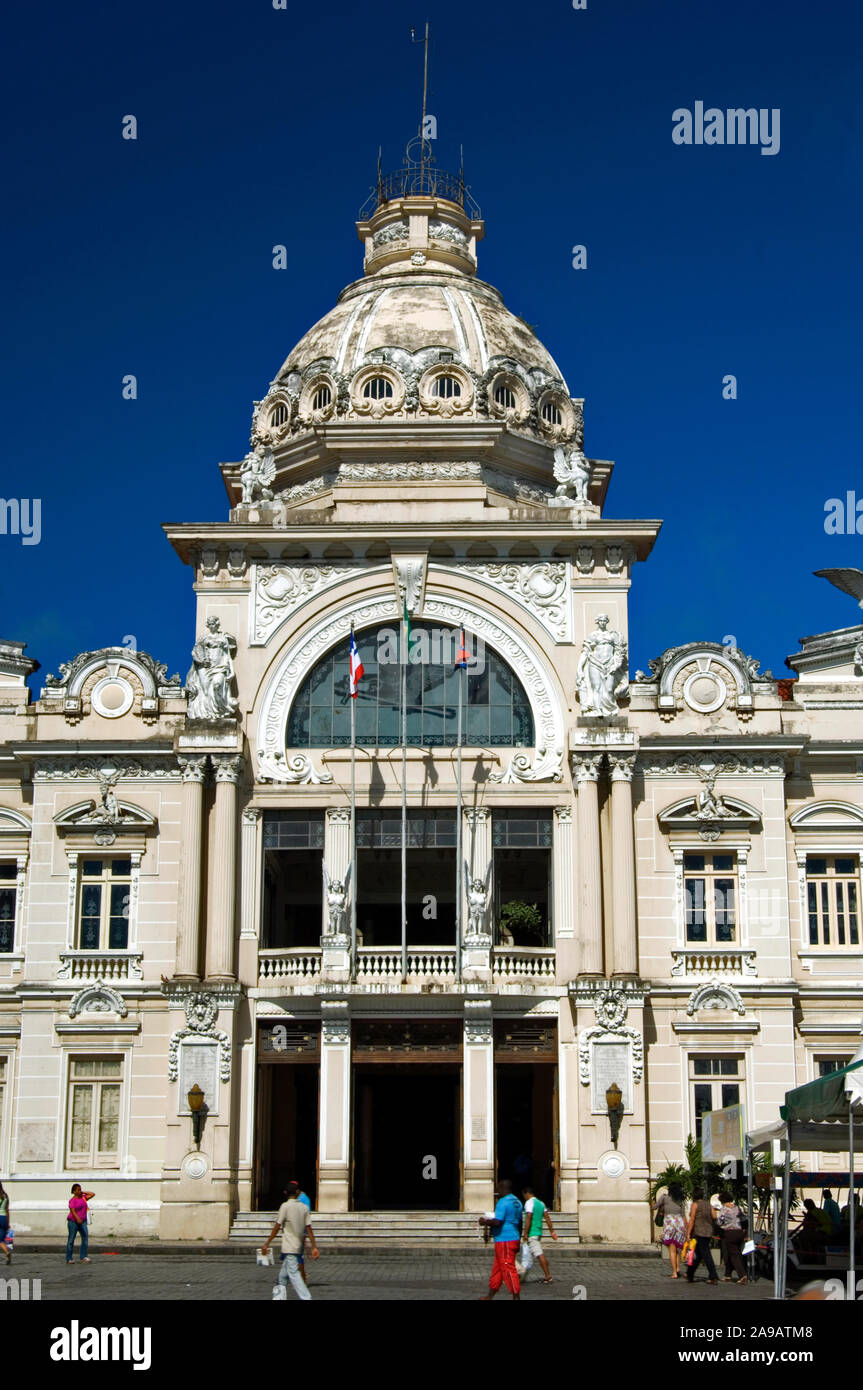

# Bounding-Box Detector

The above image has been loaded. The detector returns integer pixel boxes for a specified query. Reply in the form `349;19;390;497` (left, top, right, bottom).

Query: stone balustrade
355;948;457;982
669;948;757;978
255;945;558;987
258;948;322;981
57;951;144;982
493;947;556;981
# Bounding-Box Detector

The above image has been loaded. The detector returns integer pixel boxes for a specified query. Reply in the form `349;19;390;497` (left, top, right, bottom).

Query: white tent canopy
745;1049;863;1299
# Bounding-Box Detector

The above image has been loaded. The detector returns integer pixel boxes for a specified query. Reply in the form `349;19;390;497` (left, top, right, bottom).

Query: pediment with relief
659;791;760;832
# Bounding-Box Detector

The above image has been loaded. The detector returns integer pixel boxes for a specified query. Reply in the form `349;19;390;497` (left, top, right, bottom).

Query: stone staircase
230;1209;580;1250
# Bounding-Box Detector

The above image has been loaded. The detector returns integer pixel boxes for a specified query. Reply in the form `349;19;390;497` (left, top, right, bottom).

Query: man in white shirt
261;1181;319;1301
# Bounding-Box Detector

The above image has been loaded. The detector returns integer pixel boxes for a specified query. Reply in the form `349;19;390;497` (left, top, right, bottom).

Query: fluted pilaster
609;753;638;976
572;752;604;975
206;754;244;981
176;754;208;979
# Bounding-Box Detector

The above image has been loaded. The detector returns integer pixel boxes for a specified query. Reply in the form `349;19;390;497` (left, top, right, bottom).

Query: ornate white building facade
2;167;862;1240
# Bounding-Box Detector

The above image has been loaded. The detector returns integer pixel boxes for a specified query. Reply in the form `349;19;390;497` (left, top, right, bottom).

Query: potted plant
498;899;544;947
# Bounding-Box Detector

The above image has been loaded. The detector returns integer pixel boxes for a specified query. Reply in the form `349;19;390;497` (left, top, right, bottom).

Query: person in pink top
66;1183;94;1264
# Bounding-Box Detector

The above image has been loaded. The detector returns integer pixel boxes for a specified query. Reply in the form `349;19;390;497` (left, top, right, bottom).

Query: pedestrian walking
0;1181;11;1264
520;1185;557;1284
261;1180;319;1301
286;1180;312;1287
655;1181;687;1279
479;1178;523;1300
716;1191;748;1284
66;1183;94;1264
684;1186;719;1285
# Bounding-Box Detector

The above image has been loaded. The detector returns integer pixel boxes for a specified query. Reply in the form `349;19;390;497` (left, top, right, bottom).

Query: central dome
250;187;580;452
278;273;567;385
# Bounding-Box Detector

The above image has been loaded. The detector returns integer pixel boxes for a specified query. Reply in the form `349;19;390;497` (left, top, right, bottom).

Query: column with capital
463;1001;494;1212
572;752;604;975
318;1000;351;1211
608;753;638;976
207;754;244;981
176;754;209;980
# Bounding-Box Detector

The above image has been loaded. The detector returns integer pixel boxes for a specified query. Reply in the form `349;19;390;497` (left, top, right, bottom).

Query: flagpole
455;654;464;982
401;610;408;984
350;650;357;983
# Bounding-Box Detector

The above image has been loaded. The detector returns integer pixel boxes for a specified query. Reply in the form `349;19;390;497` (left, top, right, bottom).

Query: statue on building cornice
240;446;276;504
551;445;591;506
576;615;628;718
186;618;239;722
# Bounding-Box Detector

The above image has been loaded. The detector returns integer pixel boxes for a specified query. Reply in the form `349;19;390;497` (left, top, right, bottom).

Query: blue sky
3;0;862;687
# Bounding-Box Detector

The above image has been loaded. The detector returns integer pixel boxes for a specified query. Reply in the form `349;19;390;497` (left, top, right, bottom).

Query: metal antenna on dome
410;21;430;190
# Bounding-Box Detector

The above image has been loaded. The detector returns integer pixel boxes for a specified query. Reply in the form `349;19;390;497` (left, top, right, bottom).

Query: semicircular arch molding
254;589;566;784
0;806;32;835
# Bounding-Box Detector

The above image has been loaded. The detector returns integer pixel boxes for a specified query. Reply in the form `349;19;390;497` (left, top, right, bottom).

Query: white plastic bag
742;1239;756;1256
520;1240;534;1272
272;1284;286;1300
257;1247;274;1266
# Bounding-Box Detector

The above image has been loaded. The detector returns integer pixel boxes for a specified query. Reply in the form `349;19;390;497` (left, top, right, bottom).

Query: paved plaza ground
7;1248;781;1301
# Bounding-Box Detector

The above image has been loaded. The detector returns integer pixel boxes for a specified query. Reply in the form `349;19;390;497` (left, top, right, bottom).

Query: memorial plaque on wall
590;1039;632;1114
178;1037;220;1115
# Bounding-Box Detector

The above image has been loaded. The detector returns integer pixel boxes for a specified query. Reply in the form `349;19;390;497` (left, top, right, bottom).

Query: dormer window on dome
270;403;289;428
494;384;516;410
363;376;393;401
312;384;332;411
541;401;562;426
432;375;461;399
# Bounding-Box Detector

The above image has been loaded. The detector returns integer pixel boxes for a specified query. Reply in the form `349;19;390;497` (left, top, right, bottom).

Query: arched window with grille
362;376;394;401
287;622;534;748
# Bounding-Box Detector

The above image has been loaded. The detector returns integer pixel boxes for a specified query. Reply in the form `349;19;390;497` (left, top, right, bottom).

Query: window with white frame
66;1057;123;1168
0;864;16;953
806;857;860;947
689;1054;743;1142
77;859;131;950
684;852;737;944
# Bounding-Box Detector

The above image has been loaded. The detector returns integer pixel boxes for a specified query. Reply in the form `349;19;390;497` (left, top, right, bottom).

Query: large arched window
287;622;534;748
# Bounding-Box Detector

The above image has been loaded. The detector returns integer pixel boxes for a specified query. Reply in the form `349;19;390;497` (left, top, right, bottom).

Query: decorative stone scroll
168;991;231;1084
574;982;644;1105
251;564;368;646
449;561;571;643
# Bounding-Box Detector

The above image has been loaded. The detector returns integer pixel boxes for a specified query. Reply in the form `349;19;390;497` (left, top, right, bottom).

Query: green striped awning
781;1059;863;1124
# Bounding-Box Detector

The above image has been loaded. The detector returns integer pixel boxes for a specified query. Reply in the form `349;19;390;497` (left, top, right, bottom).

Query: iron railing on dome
359;164;481;221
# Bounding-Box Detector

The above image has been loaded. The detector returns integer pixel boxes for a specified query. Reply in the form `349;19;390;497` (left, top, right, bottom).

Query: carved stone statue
185;618;239;722
82;770;124;824
239;446;276;504
464;862;492;938
322;861;351;936
576;614;629;717
551;445;591;505
694;779;734;821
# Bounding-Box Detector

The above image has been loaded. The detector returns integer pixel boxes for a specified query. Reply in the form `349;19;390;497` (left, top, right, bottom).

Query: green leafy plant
498;900;543;945
650;1138;802;1236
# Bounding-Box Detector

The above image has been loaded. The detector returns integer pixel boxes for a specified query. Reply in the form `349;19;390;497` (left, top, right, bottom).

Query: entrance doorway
353;1065;460;1209
255;1063;319;1209
495;1064;556;1208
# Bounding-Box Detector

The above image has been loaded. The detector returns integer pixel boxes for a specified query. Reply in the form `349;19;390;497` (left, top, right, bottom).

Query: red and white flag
349;627;364;698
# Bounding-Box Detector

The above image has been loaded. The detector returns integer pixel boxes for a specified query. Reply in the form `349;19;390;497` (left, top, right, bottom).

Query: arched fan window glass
287;622;534;748
362;376;393;400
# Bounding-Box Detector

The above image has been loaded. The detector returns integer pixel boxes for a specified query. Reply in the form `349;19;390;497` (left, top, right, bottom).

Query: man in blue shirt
480;1179;523;1300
